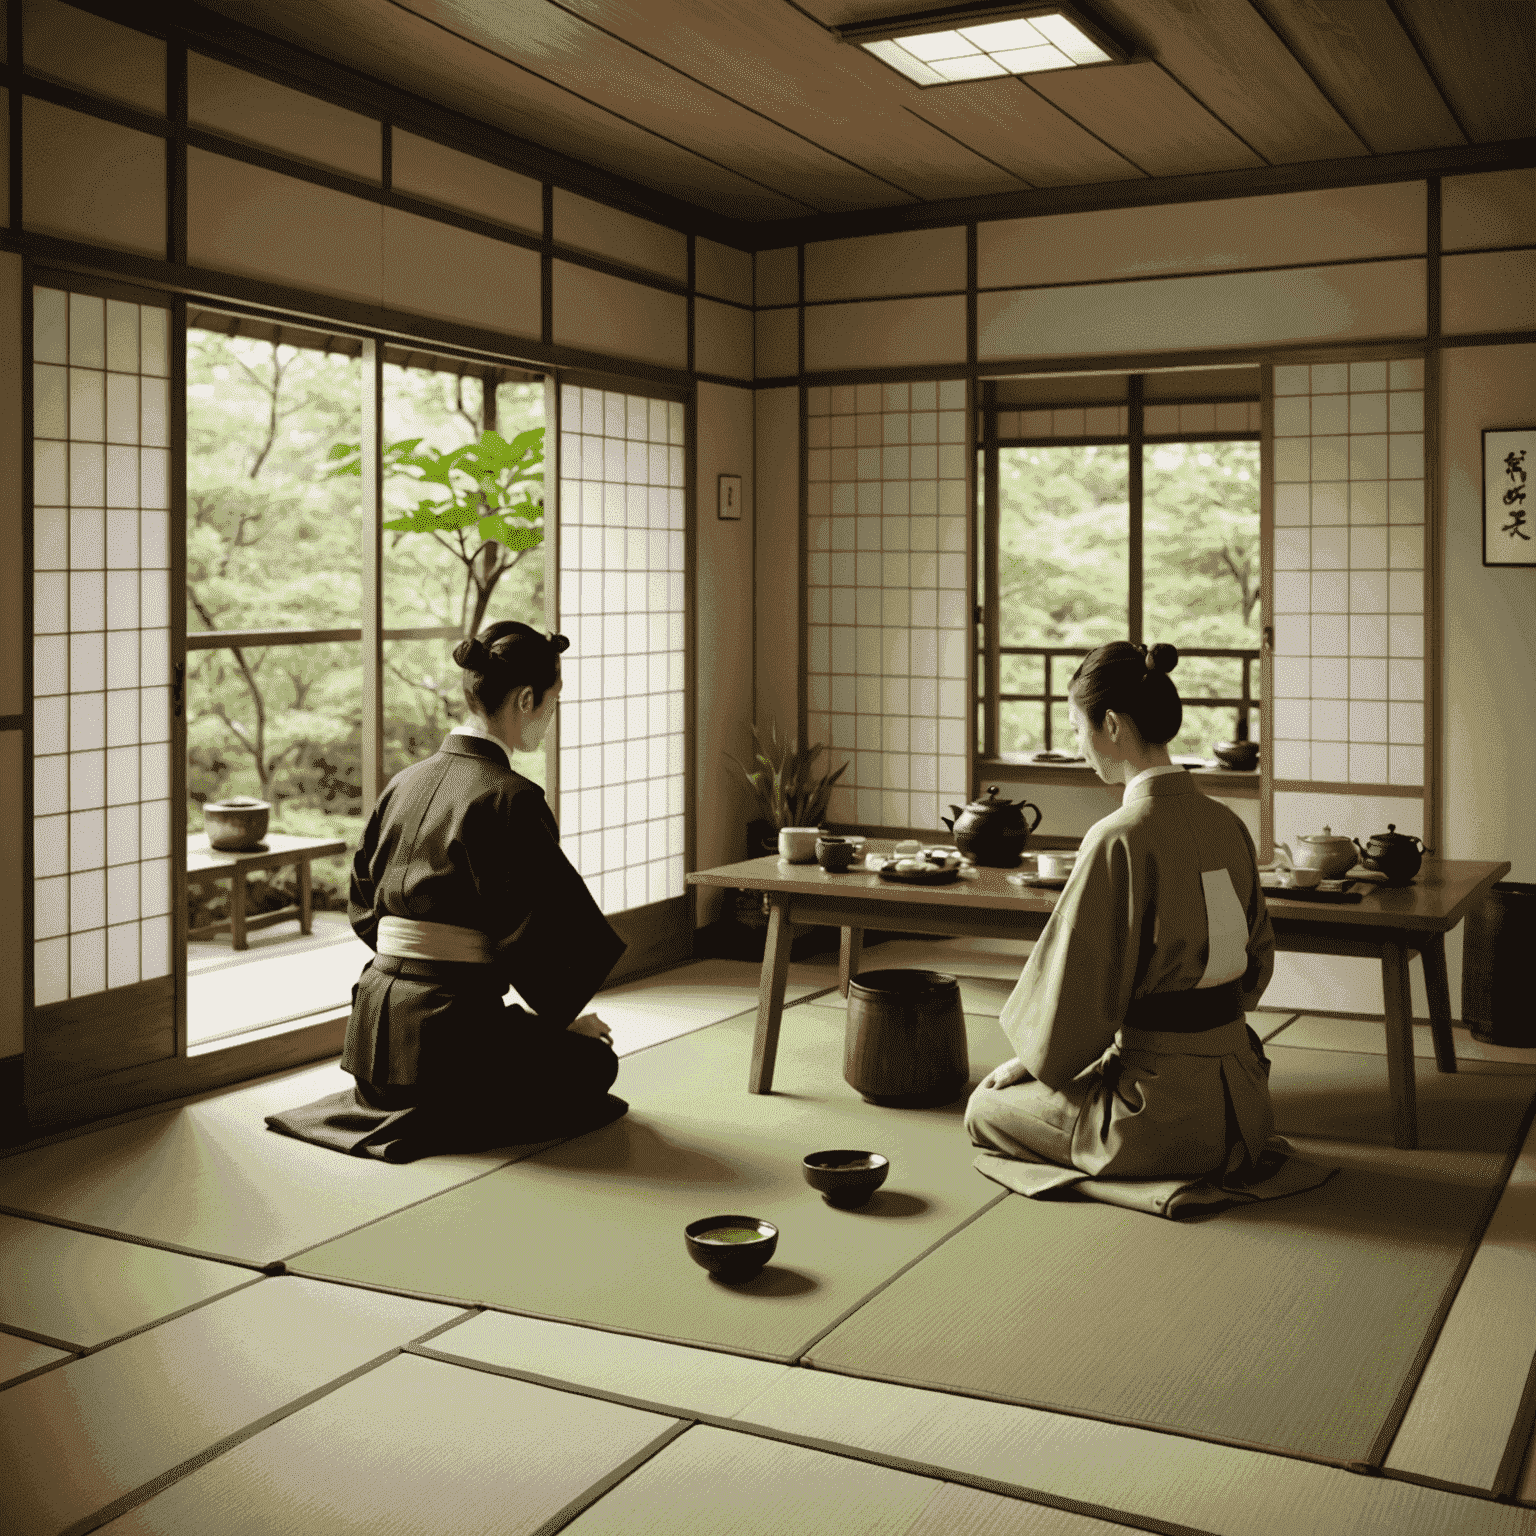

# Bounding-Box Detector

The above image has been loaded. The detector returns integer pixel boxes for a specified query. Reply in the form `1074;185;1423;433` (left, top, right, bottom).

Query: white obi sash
376;916;493;965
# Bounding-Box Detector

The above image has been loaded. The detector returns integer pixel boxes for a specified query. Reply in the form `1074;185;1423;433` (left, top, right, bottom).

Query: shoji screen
32;287;175;1011
806;381;971;833
557;384;686;916
1270;359;1427;833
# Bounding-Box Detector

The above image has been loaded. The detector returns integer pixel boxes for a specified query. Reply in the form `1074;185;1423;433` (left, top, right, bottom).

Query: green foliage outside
996;440;1261;759
185;331;546;922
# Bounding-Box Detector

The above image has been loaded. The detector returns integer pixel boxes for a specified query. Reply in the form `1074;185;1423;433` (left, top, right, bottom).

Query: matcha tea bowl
802;1150;890;1208
684;1215;778;1282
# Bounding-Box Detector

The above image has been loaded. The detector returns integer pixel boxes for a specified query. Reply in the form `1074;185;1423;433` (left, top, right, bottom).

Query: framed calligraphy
1483;427;1536;568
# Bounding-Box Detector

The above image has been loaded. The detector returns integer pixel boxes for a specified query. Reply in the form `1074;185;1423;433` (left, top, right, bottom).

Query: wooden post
839;926;863;998
749;893;795;1093
1419;931;1457;1074
1381;939;1418;1149
360;339;385;810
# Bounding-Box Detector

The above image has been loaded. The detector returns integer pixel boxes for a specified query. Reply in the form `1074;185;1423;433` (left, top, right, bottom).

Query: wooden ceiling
193;0;1534;241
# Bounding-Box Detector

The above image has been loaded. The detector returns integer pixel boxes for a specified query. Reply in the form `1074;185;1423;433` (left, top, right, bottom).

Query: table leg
749;893;795;1094
299;859;314;936
1381;939;1418;1149
1420;931;1457;1074
229;871;248;952
839;927;863;998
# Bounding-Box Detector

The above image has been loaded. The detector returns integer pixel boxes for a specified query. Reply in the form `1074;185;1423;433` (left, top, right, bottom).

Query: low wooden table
187;832;348;951
687;851;1511;1149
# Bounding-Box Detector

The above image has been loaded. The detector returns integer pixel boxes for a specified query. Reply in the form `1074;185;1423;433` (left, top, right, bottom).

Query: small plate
877;865;961;886
1007;873;1068;890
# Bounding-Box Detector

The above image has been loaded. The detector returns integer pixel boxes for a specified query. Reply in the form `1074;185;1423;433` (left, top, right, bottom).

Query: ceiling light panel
844;6;1123;87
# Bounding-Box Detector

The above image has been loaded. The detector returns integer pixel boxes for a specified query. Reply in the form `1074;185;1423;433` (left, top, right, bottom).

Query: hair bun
1146;642;1179;674
452;636;489;670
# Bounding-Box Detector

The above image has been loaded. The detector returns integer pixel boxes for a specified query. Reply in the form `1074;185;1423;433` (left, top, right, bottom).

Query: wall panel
390;130;541;235
187;148;384;303
188;53;381;183
1;90;8;228
755;247;798;307
694;296;752;382
805;295;967;373
1443;251;1536;337
694;381;755;921
22;97;165;258
978;260;1426;361
754;387;799;744
695;238;752;306
805;227;967;303
754;308;797;379
23;0;165;116
0;731;21;1058
1442;167;1536;251
979;183;1425;290
551;261;687;369
553;189;687;283
382;208;540;338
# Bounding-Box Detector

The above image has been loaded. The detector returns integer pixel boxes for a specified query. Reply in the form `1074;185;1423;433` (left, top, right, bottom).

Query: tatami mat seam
526;1420;694;1536
404;1343;1225;1536
0;1202;291;1274
1493;1324;1536;1500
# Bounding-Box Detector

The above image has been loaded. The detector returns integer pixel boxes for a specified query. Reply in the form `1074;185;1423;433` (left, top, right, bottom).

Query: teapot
1277;826;1358;880
942;785;1043;867
1353;824;1432;887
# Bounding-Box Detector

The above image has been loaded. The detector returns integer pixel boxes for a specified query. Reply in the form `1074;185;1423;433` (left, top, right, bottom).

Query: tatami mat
734;1370;1536;1536
1267;1014;1536;1070
1;1275;461;1536
854;935;1033;982
0;1059;534;1267
558;1422;940;1536
290;1002;1014;1361
1387;1115;1536;1493
421;1309;791;1418
95;1351;681;1536
0;1212;252;1349
803;1139;1500;1466
903;1484;1143;1536
0;1329;71;1388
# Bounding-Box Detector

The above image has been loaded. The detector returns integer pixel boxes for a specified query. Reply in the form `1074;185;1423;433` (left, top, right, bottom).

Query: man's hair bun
1145;642;1178;674
452;636;490;671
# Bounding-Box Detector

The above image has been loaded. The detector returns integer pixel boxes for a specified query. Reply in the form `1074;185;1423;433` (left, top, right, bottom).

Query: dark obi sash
1123;980;1243;1033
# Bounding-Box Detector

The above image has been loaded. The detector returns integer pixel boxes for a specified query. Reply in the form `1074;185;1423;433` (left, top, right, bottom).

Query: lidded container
941;785;1043;868
1279;826;1358;880
1352;824;1432;887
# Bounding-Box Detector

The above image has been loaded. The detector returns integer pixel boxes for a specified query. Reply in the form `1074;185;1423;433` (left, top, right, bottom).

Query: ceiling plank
1390;0;1536;145
1026;62;1264;179
555;0;1036;203
1089;0;1369;164
405;0;919;211
1248;0;1465;154
197;0;822;219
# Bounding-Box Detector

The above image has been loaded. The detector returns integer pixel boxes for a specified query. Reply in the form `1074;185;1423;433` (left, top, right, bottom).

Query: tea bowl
802;1150;890;1208
684;1215;778;1282
1212;740;1260;770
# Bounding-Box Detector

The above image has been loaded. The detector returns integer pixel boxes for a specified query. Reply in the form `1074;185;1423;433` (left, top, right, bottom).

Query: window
976;372;1263;763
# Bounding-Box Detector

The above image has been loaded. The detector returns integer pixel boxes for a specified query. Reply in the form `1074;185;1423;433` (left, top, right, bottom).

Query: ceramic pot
1278;826;1357;880
815;836;854;872
203;797;269;851
941;785;1043;868
1353;824;1431;886
1212;739;1259;770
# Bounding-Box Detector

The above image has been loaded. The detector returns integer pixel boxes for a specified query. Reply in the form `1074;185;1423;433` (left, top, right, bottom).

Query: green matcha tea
819;1158;875;1171
695;1226;766;1244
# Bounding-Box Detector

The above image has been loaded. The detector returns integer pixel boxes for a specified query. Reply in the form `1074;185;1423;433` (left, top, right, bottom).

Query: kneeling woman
966;642;1329;1215
268;622;627;1162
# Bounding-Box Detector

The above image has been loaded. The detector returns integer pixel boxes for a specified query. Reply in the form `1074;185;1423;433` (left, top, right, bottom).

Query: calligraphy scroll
1484;427;1536;568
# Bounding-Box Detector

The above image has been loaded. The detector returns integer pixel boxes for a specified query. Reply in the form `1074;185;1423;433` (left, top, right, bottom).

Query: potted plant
729;722;850;856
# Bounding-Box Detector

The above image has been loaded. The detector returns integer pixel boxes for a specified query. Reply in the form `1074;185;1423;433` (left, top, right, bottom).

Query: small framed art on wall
1484;427;1536;567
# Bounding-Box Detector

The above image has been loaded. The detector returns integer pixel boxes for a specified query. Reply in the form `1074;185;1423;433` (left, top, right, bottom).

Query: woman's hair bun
452;636;489;671
1145;642;1179;675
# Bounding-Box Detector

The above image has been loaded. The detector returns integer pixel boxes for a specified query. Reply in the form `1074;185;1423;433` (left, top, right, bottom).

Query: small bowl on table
1286;867;1323;888
684;1215;778;1282
802;1150;890;1208
1212;740;1260;771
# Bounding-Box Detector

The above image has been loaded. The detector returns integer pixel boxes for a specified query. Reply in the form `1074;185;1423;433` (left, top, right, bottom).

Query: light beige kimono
966;767;1335;1216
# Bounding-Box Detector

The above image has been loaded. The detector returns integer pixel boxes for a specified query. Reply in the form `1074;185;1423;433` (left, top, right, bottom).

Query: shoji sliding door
1269;358;1430;847
29;279;182;1096
555;382;690;967
805;380;971;835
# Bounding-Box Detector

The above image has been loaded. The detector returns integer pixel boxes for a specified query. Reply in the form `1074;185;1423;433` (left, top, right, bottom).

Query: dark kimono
267;734;627;1161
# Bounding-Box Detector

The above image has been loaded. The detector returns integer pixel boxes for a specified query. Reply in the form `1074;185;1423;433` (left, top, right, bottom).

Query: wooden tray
1260;882;1365;904
877;866;962;886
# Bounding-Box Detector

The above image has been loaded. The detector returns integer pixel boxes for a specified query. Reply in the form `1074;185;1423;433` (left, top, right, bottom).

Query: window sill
975;757;1260;798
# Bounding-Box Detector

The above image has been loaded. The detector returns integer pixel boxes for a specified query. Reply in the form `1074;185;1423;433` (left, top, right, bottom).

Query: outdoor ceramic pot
203;797;270;852
942;785;1043;867
1277;827;1358;880
1353;824;1432;886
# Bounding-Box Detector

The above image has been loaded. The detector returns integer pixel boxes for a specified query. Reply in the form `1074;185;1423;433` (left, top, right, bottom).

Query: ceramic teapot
941;785;1043;867
1277;826;1358;880
1353;824;1431;886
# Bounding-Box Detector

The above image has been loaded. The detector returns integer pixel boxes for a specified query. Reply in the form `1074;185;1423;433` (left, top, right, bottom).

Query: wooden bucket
844;969;969;1108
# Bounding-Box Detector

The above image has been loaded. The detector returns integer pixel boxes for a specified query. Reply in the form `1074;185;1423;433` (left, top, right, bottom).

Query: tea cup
815;836;854;873
1287;867;1323;888
1037;852;1075;880
778;827;820;863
